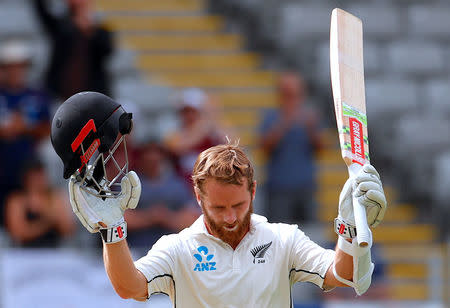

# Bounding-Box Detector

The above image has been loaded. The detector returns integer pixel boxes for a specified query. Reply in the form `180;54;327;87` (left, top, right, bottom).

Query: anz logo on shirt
193;246;216;272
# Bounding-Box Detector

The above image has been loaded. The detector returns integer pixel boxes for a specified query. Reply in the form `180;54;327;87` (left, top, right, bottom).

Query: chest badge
193;246;216;272
250;241;272;264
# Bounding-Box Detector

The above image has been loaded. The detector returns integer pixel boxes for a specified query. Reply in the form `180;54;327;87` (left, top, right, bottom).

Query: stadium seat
114;77;173;114
137;53;260;71
386;41;445;75
121;33;242;52
95;0;203;14
432;151;450;205
425;79;450;115
409;6;450;38
346;5;402;38
108;48;139;79
279;5;330;48
365;79;419;116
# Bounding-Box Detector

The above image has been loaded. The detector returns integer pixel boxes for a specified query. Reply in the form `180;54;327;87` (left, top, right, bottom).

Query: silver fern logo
250;241;272;264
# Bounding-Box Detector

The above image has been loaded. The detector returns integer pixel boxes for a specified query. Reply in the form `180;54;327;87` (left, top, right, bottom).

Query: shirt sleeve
134;235;177;300
289;227;335;289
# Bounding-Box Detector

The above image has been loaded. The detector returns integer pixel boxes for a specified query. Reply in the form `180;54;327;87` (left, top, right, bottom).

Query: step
317;169;348;187
383;203;417;223
387;262;427;280
390;282;428;301
382;243;443;261
222;110;260;128
252;148;267;167
324;224;436;243
318;201;418;223
373;224;436;244
106;15;223;32
235;130;255;147
320;129;339;149
138;53;260;71
151;71;275;88
316;188;340;208
121;34;242;51
96;0;204;13
316;149;343;166
215;91;277;108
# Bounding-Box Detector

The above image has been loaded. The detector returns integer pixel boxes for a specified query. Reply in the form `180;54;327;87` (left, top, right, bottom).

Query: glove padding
68;171;141;233
339;164;387;228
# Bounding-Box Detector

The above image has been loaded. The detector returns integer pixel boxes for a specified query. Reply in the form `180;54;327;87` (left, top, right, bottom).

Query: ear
194;187;202;206
251;180;257;201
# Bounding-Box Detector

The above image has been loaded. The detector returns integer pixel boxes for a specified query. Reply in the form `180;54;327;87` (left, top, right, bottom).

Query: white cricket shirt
134;214;335;308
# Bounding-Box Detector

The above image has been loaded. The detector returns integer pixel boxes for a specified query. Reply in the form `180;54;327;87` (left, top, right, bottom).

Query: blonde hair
192;142;254;195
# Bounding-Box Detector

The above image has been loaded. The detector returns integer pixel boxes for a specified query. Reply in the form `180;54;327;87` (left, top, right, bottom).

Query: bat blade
330;8;372;247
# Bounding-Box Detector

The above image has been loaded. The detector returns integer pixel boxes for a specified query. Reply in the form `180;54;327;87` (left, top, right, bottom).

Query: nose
224;209;237;225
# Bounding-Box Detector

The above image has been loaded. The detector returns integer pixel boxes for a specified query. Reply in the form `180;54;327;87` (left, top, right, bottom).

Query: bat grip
348;163;372;247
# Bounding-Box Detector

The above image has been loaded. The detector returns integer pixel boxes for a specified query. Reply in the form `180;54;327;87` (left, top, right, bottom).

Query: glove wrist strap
100;221;127;244
334;217;357;239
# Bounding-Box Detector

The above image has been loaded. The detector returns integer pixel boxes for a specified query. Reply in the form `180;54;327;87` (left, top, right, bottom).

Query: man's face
179;106;200;127
3;62;28;90
197;178;255;248
141;144;164;178
278;73;306;106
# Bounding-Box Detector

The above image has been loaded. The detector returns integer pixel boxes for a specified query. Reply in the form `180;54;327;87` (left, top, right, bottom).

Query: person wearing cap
0;40;52;225
164;88;228;188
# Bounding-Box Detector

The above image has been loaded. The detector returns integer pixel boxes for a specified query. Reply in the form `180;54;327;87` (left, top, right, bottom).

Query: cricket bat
330;8;371;247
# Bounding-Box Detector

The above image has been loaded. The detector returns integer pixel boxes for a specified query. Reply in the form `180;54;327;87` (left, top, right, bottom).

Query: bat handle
348;163;373;247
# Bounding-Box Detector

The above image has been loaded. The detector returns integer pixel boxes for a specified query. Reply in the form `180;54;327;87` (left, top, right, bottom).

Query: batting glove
68;171;141;243
335;164;387;239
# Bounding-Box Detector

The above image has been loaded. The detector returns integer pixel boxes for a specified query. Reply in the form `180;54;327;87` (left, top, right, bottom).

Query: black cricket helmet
51;91;133;197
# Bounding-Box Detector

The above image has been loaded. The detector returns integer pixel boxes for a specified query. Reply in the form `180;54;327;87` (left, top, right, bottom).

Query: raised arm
68;171;148;299
324;164;387;295
32;0;60;35
103;240;148;300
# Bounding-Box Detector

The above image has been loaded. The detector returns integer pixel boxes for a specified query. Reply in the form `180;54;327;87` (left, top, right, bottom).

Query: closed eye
211;201;245;210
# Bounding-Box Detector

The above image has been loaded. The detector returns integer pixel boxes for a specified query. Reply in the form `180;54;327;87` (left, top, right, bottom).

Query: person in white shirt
52;93;387;307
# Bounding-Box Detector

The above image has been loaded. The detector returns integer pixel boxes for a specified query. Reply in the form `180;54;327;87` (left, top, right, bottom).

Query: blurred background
0;0;448;307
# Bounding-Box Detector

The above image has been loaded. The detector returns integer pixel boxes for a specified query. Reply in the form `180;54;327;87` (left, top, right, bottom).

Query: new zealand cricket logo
250;241;272;264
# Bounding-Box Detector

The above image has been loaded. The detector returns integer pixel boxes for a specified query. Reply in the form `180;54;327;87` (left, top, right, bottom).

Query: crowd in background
0;0;321;250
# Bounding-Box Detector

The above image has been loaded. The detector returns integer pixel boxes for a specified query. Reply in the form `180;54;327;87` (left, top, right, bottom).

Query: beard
202;201;253;248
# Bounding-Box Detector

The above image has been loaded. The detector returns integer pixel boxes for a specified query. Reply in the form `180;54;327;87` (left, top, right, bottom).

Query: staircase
94;0;445;303
96;0;276;155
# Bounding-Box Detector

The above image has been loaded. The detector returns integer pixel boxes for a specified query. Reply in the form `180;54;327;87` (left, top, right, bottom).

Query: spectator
33;0;114;100
125;141;199;249
0;57;4;88
164;88;226;186
5;159;76;247
0;40;52;224
259;72;322;224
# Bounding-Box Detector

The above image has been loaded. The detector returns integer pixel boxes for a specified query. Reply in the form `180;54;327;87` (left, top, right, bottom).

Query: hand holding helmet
51;92;140;243
69;170;141;242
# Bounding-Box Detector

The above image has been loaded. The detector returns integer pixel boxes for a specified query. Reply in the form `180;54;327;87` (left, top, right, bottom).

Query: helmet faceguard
74;133;129;198
51;92;133;198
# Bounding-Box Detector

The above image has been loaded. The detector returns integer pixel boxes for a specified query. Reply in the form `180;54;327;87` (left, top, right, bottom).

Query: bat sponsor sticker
349;117;365;165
